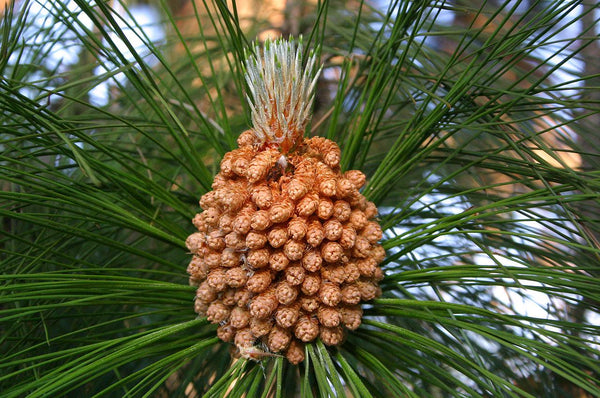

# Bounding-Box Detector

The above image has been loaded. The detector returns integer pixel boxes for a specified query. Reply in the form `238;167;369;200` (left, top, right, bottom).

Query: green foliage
1;0;599;396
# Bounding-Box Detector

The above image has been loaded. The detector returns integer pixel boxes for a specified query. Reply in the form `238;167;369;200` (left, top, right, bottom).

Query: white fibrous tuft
244;37;322;151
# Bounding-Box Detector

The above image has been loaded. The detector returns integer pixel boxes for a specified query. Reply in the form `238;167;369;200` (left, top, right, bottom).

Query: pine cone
185;38;385;363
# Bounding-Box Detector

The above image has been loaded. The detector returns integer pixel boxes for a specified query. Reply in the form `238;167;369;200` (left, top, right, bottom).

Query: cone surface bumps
186;38;384;364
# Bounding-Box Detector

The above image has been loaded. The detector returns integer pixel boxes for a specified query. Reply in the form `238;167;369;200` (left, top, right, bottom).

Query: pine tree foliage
1;0;599;397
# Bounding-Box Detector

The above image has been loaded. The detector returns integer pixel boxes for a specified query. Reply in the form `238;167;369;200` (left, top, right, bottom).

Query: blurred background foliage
1;0;599;396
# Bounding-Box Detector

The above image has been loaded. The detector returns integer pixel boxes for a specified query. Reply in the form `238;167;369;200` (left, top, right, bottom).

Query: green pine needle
1;0;599;397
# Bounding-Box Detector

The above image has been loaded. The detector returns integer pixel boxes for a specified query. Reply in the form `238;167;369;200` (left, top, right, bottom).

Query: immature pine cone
186;38;384;364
